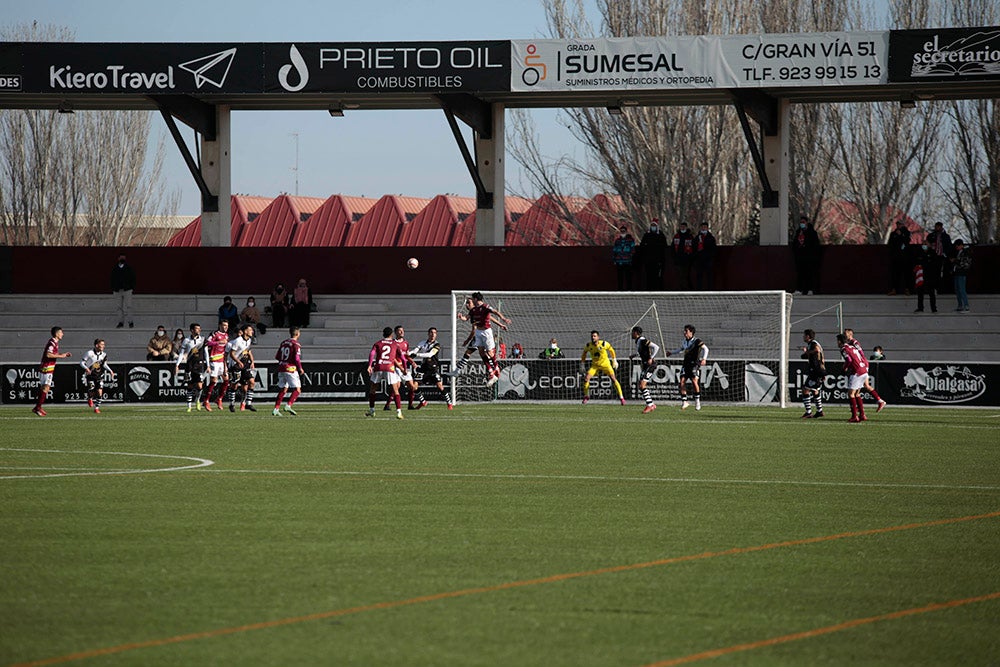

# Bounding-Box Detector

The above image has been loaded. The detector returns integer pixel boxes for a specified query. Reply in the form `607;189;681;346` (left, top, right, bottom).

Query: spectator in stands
290;278;313;328
693;222;717;291
539;338;564;359
638;218;667;290
612;225;636;290
870;345;886;361
672;221;695;290
926;222;952;294
171;328;185;361
240;297;266;334
110;253;136;329
146;326;173;362
511;343;524;359
791;215;821;295
270;283;289;328
913;242;938;313
887;219;911;295
218;296;240;333
950;239;972;312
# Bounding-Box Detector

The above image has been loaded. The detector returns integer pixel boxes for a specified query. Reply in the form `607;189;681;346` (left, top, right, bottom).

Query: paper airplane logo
178;48;237;89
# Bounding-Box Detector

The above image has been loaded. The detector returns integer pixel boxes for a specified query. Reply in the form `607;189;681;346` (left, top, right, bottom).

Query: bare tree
816;0;943;243
511;0;852;245
0;23;177;246
939;0;1000;243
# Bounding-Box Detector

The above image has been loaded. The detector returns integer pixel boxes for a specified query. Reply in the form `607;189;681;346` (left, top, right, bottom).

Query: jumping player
580;330;625;405
409;326;453;410
226;324;257;412
450;292;511;387
630;326;660;414
800;329;826;418
32;326;72;417
843;328;886;413
274;327;304;416
175;323;206;412
837;333;869;423
202;320;230;411
665;324;708;410
367;326;406;419
80;339;115;414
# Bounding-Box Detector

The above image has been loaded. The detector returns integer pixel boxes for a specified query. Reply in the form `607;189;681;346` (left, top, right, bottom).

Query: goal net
448;290;792;407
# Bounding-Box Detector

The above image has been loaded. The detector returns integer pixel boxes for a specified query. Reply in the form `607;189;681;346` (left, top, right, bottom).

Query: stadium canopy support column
200;105;232;247
759;99;790;246
474;103;505;246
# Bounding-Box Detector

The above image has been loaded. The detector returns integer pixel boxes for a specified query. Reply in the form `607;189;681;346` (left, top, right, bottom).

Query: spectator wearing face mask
146;326;173;361
171;328;185;361
110;252;136;329
240;297;266;334
290;278;313;328
612;225;636;290
270;283;289;328
218;296;240;334
638;218;667;290
539;338;564;360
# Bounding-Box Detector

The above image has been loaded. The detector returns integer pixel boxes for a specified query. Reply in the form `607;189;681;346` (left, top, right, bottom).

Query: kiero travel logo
47;47;237;91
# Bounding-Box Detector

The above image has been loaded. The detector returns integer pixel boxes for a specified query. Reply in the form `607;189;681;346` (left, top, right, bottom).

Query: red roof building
290;195;379;247
165;195;272;247
507;194;589;246
343;195;431;247
455;196;533;246
237;195;325;247
398;195;476;246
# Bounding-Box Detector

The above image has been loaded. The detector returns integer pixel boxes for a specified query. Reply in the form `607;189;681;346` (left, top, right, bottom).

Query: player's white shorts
209;361;226;379
278;371;301;390
39;372;53;386
370;370;400;385
848;373;869;391
399;370;413;383
472;328;495;351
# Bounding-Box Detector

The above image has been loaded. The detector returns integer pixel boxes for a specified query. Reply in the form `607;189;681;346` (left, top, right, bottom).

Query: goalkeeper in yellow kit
580;330;626;405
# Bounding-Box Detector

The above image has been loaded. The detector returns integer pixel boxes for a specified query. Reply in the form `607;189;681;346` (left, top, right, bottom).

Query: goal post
448;290;793;407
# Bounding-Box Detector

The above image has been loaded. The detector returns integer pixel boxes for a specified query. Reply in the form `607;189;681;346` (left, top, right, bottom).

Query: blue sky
3;0;566;214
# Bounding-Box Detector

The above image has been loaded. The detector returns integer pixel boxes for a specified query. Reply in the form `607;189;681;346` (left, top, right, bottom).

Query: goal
448;290;793;407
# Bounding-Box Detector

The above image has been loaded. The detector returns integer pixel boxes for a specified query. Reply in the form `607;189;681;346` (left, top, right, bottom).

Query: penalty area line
12;509;1000;667
643;591;1000;666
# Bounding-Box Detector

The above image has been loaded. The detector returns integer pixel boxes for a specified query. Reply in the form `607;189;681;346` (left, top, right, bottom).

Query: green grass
1;403;999;666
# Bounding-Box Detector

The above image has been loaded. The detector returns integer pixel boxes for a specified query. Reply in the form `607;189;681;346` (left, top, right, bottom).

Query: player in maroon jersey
367;327;406;419
273;327;304;416
837;333;870;423
843;328;887;413
33;326;72;416
448;292;511;387
202;320;230;411
383;325;421;411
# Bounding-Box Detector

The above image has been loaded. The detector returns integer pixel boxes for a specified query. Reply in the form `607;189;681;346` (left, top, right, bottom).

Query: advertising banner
5;360;998;407
7;43;264;94
511;32;888;92
888;26;1000;82
264;41;509;93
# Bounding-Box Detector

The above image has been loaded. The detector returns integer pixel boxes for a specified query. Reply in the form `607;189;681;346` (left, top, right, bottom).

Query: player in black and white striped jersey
630;326;660;414
80;339;115;414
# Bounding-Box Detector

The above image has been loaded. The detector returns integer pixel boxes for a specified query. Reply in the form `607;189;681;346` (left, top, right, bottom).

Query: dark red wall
5;245;997;294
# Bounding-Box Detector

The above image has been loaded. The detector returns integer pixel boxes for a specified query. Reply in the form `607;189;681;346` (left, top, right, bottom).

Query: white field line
193;467;1000;492
0;448;214;480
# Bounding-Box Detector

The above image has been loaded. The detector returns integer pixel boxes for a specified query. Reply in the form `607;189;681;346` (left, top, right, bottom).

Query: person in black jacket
693;222;717;291
886;220;911;295
110;253;136;328
638;218;667;290
791;216;821;295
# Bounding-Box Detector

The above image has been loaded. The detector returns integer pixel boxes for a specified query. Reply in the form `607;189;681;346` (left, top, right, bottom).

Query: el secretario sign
887;27;1000;82
511;32;888;92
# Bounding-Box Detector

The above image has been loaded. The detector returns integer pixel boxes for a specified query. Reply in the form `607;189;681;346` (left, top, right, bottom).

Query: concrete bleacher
0;292;996;364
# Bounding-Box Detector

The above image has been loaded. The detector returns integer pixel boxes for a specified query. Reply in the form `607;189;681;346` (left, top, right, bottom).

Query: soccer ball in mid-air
406;257;419;269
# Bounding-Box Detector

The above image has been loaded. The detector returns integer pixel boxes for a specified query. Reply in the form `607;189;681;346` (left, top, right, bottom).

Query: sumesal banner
511;32;888;92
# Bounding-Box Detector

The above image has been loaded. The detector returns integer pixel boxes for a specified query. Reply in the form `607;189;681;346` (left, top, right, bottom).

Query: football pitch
2;403;998;666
